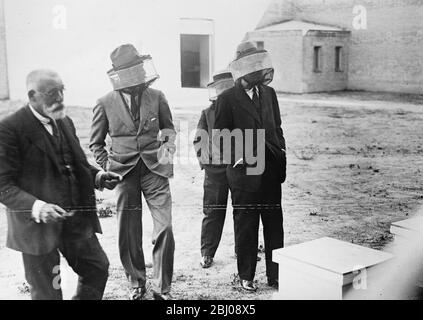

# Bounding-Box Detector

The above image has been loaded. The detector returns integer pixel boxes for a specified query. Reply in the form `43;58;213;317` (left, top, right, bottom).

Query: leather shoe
130;287;146;300
152;291;174;300
200;256;213;268
240;279;257;292
267;278;279;289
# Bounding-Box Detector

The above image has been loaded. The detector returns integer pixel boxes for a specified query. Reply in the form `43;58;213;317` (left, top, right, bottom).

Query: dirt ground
0;91;423;300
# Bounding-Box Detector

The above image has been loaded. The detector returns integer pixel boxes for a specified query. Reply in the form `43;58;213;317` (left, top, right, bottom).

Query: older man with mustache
0;69;121;300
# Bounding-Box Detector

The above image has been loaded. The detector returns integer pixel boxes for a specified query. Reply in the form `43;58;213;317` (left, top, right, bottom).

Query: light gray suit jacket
90;88;176;178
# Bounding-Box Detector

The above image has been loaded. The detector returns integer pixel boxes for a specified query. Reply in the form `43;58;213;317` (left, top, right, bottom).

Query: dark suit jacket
214;84;286;192
193;102;226;174
0;105;102;255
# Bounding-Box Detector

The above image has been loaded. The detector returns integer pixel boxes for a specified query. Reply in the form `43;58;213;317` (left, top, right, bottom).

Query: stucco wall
257;0;423;94
3;0;270;106
302;31;350;92
246;30;304;93
0;0;8;100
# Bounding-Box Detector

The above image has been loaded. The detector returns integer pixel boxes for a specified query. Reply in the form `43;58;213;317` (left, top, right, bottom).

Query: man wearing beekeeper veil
193;69;235;269
90;44;176;300
214;42;286;292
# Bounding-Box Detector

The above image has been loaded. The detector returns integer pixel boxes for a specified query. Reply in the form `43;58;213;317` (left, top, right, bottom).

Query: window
256;41;264;50
180;34;211;88
313;46;322;72
335;46;343;72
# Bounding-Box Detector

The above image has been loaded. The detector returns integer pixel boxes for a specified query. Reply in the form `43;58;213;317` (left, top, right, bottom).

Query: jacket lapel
234;85;262;126
21;106;62;172
137;88;152;135
113;91;138;132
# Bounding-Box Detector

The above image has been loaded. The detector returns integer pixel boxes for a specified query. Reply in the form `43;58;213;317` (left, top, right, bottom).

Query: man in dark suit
194;70;263;269
214;42;286;292
0;69;122;300
90;44;176;300
193;69;234;269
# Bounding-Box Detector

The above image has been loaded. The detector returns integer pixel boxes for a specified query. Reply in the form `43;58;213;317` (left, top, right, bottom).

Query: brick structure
0;0;9;100
246;21;351;93
255;0;423;94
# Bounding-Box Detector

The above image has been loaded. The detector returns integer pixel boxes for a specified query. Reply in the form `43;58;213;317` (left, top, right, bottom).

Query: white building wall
0;0;9;99
4;0;270;107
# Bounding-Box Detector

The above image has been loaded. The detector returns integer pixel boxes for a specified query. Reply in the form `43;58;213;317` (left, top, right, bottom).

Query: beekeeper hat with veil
229;41;274;89
107;44;159;94
207;69;235;101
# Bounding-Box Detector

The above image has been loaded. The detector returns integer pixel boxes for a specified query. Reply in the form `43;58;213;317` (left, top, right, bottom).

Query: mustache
49;103;65;112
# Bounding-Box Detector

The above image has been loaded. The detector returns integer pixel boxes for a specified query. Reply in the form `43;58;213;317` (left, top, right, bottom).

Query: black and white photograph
0;0;423;306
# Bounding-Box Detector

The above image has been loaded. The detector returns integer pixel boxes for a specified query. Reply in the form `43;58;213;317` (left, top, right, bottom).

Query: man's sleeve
193;110;208;169
213;95;234;166
0;120;37;217
158;91;176;145
271;88;286;151
89;101;110;170
214;95;233;131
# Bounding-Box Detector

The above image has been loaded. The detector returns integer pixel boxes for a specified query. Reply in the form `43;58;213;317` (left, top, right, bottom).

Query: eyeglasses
40;86;65;99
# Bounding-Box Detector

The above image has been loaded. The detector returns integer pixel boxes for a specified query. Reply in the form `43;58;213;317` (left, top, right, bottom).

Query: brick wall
257;0;423;94
0;0;9;100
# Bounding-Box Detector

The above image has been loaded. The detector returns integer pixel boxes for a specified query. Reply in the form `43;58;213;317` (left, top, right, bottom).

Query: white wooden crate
272;237;394;300
390;216;423;244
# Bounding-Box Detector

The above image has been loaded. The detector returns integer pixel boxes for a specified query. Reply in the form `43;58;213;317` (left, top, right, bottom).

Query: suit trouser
231;154;284;282
259;155;284;281
116;159;174;294
201;167;229;258
22;234;109;300
231;186;260;281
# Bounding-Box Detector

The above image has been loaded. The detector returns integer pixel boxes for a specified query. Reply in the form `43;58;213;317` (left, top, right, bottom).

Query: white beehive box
272;237;394;300
390;216;423;242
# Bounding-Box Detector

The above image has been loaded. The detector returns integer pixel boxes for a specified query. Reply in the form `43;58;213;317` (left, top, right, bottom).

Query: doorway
180;34;210;88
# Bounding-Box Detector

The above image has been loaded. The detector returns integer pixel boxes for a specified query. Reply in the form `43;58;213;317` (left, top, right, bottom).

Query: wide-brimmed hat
107;44;159;90
229;41;273;83
207;69;234;87
207;69;235;100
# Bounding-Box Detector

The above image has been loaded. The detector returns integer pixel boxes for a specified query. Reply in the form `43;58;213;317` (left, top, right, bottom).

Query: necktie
130;94;139;120
252;86;261;116
50;119;59;139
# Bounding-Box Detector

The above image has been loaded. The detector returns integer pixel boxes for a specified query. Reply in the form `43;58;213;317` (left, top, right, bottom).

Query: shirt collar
245;86;259;99
28;104;51;125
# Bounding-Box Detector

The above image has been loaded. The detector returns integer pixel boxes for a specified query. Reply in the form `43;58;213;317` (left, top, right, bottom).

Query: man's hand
158;142;176;165
99;171;123;190
163;142;176;155
39;203;67;224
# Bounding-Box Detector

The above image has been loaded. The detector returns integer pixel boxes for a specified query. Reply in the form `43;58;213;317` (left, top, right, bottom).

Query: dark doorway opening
180;34;210;88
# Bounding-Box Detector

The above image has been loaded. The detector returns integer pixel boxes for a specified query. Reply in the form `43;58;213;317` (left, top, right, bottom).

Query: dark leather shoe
267;278;279;289
130;287;146;300
200;256;213;268
240;279;257;292
152;291;174;300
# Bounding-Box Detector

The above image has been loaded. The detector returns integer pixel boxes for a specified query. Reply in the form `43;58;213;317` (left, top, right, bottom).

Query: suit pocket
143;112;159;131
